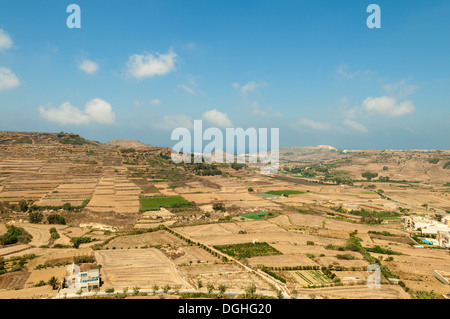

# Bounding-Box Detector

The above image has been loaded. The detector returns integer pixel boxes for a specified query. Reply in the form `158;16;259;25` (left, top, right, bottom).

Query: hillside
0;131;99;146
279;145;347;163
106;140;153;148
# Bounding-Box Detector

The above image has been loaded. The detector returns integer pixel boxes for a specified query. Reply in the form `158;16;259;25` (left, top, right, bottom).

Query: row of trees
29;212;66;225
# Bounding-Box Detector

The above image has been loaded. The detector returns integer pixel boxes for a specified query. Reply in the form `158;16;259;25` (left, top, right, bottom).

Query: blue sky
0;0;449;150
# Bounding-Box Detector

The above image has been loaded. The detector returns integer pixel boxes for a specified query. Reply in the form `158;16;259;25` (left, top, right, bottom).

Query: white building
404;215;450;235
65;263;100;292
437;231;450;250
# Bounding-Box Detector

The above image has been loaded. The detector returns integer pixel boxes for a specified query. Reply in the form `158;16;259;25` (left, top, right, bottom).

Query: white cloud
178;84;196;95
233;81;268;94
202;109;232;128
39;98;115;125
150;98;161;105
85;98;115;124
344;119;368;133
336;64;360;79
0;29;13;51
78;59;99;74
155;114;193;131
298;118;331;131
126;48;177;79
39;102;90;125
179;76;199;95
382;80;419;99
363;96;415;117
0;67;20;90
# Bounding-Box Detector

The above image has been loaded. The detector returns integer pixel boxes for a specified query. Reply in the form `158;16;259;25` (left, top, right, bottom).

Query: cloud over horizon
363;96;415;117
202;109;232;128
344;119;368;133
39;98;115;125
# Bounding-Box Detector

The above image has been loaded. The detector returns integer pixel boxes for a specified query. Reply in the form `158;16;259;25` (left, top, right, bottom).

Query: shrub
71;237;92;249
0;225;33;245
49;228;60;240
47;214;66;225
212;203;226;212
414;290;440;299
336;254;356;260
18;200;30;212
29;212;43;224
365;245;400;255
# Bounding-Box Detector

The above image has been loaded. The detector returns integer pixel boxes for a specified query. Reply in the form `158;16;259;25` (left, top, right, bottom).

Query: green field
214;242;282;259
140;196;191;212
265;190;305;196
293;270;331;286
240;212;269;220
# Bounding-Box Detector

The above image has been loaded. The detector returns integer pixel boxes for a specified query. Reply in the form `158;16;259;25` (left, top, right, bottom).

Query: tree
277;290;284;299
153;285;159;294
207;284;215;294
362;172;378;181
18;200;29;212
212;203;226;212
71;237;91;249
29;212;43;224
218;284;227;296
243;284;257;299
197;280;203;289
163;285;171;294
48;276;59;290
47;214;66;225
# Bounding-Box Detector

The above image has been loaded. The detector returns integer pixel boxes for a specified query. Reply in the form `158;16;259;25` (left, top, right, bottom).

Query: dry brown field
95;249;193;289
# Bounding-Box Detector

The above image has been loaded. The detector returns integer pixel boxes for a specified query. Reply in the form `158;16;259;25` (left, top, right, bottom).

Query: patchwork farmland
0;132;449;299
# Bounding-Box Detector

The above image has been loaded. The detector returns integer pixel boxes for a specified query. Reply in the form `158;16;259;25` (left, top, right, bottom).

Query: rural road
53;287;285;299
